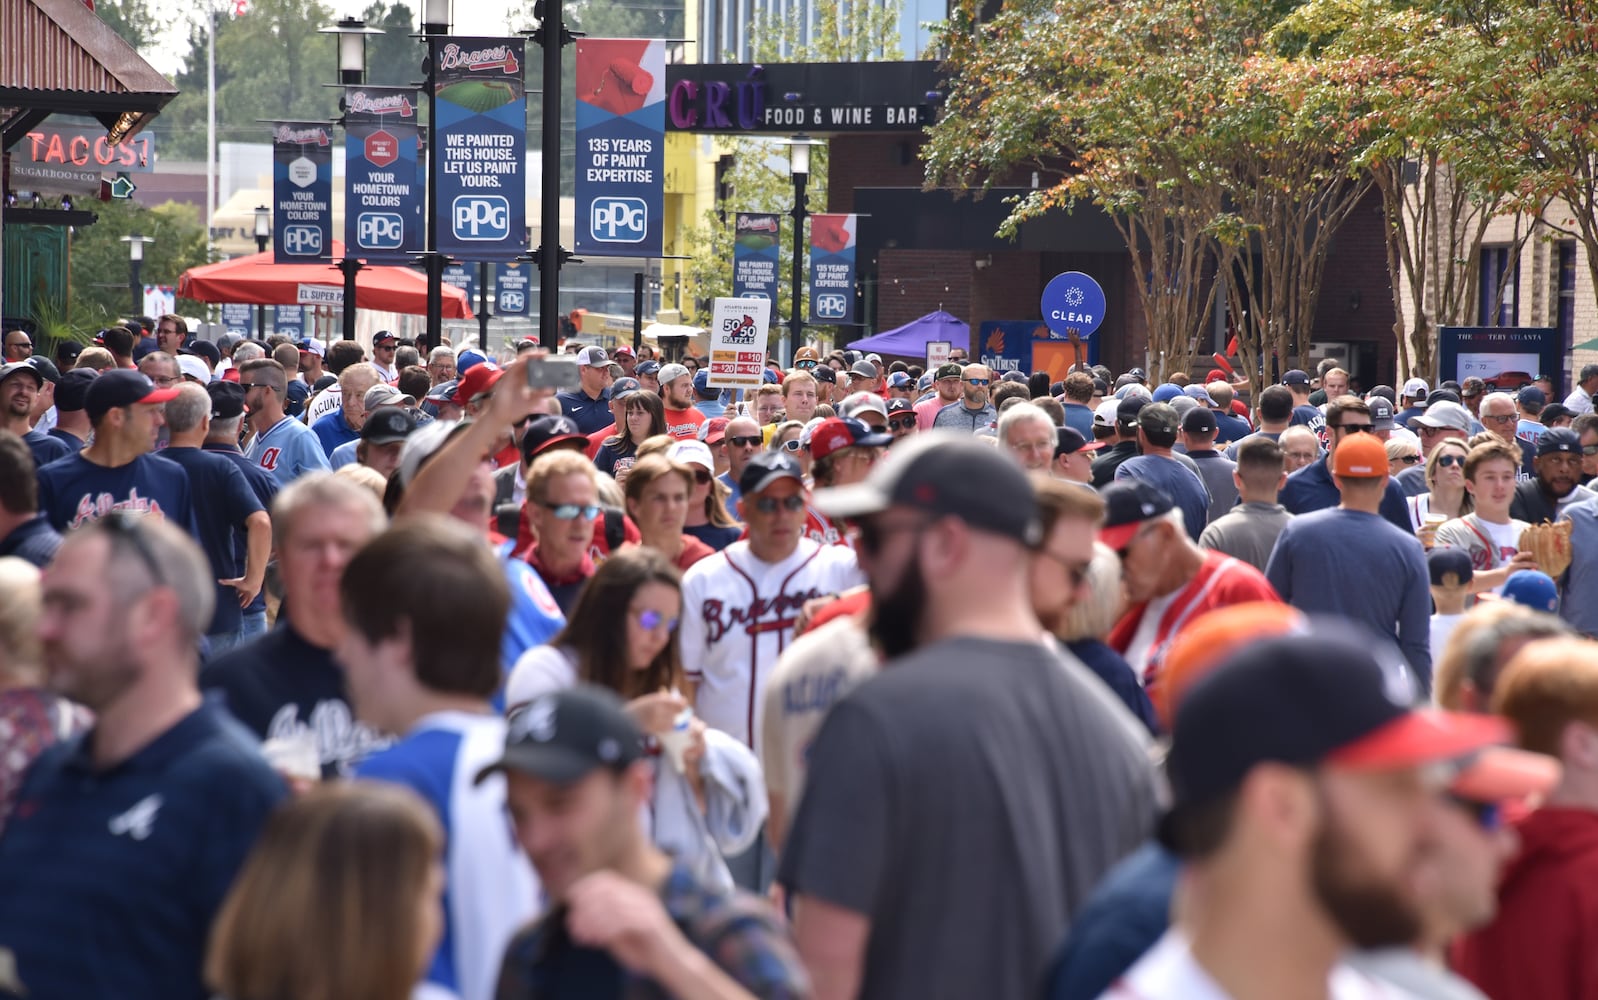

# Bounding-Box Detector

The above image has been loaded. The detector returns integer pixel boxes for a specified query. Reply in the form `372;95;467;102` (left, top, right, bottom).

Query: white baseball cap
1094;398;1122;428
1402;377;1430;399
841;391;888;420
667;439;714;472
177;354;212;384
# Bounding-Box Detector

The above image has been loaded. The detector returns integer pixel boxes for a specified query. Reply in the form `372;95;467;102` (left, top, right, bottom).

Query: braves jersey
679;539;865;750
497;544;567;680
244;415;330;487
35;452;196;534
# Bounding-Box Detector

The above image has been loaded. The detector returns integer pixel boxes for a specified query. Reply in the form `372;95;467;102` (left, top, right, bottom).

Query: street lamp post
420;0;452;353
787;135;814;368
253;205;270;338
323;17;378;342
121;233;153;317
534;0;575;351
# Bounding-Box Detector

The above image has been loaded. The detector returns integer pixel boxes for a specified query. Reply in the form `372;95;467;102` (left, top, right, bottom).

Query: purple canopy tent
846;310;969;358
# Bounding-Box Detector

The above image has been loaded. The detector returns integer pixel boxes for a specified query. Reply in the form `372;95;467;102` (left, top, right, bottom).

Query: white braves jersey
304;383;342;424
679;539;865;750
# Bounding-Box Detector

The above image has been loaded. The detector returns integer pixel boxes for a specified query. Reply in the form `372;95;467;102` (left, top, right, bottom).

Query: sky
140;0;526;76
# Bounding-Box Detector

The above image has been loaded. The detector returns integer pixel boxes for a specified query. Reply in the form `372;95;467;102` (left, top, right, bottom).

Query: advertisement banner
1437;327;1563;396
274;305;306;338
298;284;343;307
495;261;530;315
706;297;771;390
732;212;780;301
221;303;254;337
442;262;478;305
23;121;156;172
808;213;856;325
273;122;334;264
431;37;528;262
142;285;175;318
344;87;423;263
977;321;1035;376
1039;271;1107;339
574;38;666;257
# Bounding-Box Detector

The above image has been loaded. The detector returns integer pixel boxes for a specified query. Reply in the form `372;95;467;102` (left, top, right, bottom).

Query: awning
177;241;475;318
848;309;968;357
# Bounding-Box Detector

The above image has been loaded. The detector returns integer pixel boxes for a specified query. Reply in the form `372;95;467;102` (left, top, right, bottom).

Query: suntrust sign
665;61;942;135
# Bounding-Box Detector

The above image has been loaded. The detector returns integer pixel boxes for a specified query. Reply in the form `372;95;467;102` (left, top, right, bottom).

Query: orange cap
1332;434;1389;479
1155;602;1307;729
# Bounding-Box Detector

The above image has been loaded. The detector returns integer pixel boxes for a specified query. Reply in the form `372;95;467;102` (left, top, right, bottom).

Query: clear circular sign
1040;271;1107;338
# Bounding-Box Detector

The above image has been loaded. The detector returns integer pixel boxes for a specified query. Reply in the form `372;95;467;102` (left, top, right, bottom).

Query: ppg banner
573;39;666;257
732;212;780;301
345;87;422;264
273;122;334;264
274;305;306;338
442;262;478;305
432;37;528;261
221;303;254;337
496;261;530;315
809;213;857;325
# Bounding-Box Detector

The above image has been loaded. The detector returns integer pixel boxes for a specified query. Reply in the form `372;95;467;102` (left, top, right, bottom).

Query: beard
869;554;927;660
48;647;140;713
1310;799;1423;949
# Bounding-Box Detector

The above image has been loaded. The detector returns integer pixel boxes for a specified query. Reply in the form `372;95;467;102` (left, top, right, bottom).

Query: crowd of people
2;317;1597;1000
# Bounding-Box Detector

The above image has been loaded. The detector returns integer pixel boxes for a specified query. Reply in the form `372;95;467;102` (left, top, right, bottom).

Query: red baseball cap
451;362;504;405
809;417;891;462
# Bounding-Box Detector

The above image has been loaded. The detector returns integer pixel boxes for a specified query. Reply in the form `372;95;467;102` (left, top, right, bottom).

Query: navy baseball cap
207;380;248;420
1538;427;1581;457
1518;385;1547;408
610;376;642;398
1428;547;1473;587
372;330;398;346
1181;406;1217;435
181;340;222;368
635;360;661;377
812;366;836;385
1055;425;1104;457
809;417;891;462
814;432;1042;547
0;361;41;389
475;686;644;786
85;369;180;422
1283;369;1311;387
1099;480;1175;549
1115;396;1149;428
739;451;806;497
520;415;588;463
54;367;98;412
361;405;419;445
24;356;60;385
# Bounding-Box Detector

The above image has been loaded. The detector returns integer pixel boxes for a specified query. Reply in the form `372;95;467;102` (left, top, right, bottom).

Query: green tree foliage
94;0;162;52
67;198;212;331
362;3;425;89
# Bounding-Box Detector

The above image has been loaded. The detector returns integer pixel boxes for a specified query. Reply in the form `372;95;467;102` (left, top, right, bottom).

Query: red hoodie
1454;806;1598;999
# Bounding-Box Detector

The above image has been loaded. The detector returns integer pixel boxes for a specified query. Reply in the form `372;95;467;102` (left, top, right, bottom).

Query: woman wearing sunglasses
503;548;765;892
768;419;804;455
623;454;716;571
1407;438;1474;542
1386;438;1423;478
595;390;665;481
670;440;744;551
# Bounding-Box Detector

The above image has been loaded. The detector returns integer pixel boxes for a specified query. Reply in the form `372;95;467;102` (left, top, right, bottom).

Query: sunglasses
889;417;917;431
692;468;712;484
780;439;802;452
1335;423;1373;434
727;435;762;448
964;378;991;386
633;608;680;633
796;360;818;370
1397;454;1421;464
1584;444;1598;456
540;502;601;521
1446;794;1502;831
1435;454;1465;468
1114;525;1153;562
752;494;806;514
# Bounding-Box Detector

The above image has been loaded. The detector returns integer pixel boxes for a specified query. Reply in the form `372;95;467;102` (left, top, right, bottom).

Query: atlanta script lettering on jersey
71;489;164;529
701;587;826;644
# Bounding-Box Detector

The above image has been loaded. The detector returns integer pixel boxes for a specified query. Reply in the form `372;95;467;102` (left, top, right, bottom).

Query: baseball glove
1519;520;1574;578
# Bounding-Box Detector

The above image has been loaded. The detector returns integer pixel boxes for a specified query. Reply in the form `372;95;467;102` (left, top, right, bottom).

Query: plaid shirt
494;862;809;999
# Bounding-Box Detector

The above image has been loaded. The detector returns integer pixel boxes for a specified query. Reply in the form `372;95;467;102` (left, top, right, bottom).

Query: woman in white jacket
505;547;765;893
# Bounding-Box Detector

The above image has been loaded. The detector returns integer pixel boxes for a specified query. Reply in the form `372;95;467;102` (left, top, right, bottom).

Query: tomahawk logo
721;313;758;344
109;794;163;841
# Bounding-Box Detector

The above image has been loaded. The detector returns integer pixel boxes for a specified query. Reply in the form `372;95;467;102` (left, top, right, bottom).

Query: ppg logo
815;293;848;319
500;290;525;311
452;196;510;241
283;225;323;256
591;197;647;243
357;212;404;250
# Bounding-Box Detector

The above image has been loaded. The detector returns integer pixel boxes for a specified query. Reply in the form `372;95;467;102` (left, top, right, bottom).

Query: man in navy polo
556;346;615;434
0;515;284;999
1279;395;1412;533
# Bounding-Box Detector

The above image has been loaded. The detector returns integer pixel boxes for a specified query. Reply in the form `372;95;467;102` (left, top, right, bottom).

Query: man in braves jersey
1100;480;1280;698
240;359;329;487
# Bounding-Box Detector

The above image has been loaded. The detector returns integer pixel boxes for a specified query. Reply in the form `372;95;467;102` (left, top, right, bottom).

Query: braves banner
344;87;422;263
574;38;666;257
273;122;334;264
732;212;780;301
808;213;857;325
432;37;528;261
496;261;530;315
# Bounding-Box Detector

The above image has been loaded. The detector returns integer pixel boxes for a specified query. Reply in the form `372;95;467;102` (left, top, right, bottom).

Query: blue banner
272;122;334;264
496;261;530;315
732;212;780;301
809;213;857;325
221;303;254;337
977;322;1036;375
274;305;306;338
442;262;478;305
574;38;666;257
345;87;423;264
432;37;528;261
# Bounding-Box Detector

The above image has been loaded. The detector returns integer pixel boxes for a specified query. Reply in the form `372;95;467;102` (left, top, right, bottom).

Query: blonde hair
334;463;390;503
635;433;677;461
0;557;43;685
1057;543;1126;642
527;449;598;505
75;346;116;371
623;454;694;511
207;783;442;1000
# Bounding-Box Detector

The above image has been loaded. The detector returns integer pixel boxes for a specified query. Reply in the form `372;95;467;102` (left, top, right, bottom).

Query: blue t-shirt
330;438;360;470
158;447;265;638
35;452;195;533
203;443;280;617
686;521;743;551
557;388;614;434
1062;402;1095;440
1213;411;1251;445
0;702;285;1000
499;546;567;680
310;409;361;457
717;471;743;522
1114;454;1210;540
245;415;331;487
23;427;73;468
1290;403;1326;437
1279;455;1415;534
0;513;62;567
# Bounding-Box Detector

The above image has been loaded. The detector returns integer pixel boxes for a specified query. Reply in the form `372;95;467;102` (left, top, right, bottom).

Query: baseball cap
809;417;892;462
1000;371;1028;385
313;374;338;393
297;338;325;358
885;398;914;415
739;451;805;496
935;363;963;381
576;346;609;367
813;432;1042;547
425;379;458;404
1517;385;1547;408
361;405;419;445
1055;425;1104;457
24;357;59;385
1093;399;1122;429
1541;403;1577;425
667;439;715;472
1116;396;1149;428
1205;368;1228;384
1157;602;1309;731
1367;394;1396;431
1114;383;1151;402
84;369;181;422
206;380;247;420
697;416;729;445
1428;547;1474;587
1182;384;1216;406
55;341;83;366
456;349;488;375
474;686;645;787
887;372;913;390
176;354;211;384
1283;369;1311;387
847;360;877;381
635;360;661;377
1181;406;1217;435
1538;427;1581;457
0;362;41;390
1169;396;1198;418
372;330;398;346
612;344;635;358
520;415;588;461
181;340;222;368
1412;401;1472;434
1331;434;1388;478
1369;385;1396;404
54;368;97;413
1138;402;1180;436
1402;376;1430;398
865;353;883;365
1127;367;1148;383
795;346;820;363
364;383;415;410
1158;628;1549;855
1152;383;1183;403
811;366;836;385
451;363;503;405
657;362;690;386
1099;480;1175;549
609;376;642;399
841;392;889;421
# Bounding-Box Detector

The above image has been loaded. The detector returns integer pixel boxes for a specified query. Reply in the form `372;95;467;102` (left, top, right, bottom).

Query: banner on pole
221;303;254;337
442;262;478;305
808;213;856;325
706;297;771;390
574;38;666;257
732;212;780;301
431;37;529;262
142;285;175;318
274;305;306;338
495;261;530;315
272;122;334;264
344;87;423;264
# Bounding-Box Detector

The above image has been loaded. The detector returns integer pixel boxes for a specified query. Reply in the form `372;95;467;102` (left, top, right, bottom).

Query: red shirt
585;424;615;459
663;406;706;441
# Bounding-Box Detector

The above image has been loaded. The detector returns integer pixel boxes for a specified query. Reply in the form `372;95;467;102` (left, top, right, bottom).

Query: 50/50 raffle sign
431;37;529;261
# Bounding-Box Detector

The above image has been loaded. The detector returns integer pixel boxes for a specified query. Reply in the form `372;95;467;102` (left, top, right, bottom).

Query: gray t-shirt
777;637;1158;1000
1199;501;1293;573
1188;450;1239;524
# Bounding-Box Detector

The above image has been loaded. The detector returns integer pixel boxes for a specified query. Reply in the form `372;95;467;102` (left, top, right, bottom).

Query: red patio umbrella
176;241;474;318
